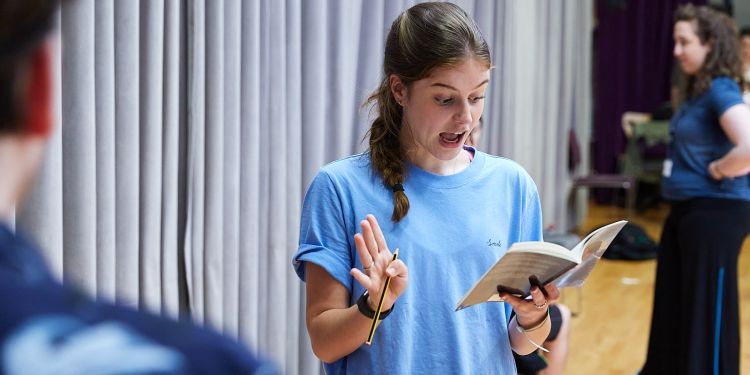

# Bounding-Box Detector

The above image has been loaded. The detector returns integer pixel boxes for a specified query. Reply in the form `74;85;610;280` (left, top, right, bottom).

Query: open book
455;220;628;311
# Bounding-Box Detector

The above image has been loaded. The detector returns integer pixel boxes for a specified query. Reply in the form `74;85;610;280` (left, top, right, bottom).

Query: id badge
662;159;673;178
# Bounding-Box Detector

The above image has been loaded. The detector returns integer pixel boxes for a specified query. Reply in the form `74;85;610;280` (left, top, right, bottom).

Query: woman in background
641;5;750;375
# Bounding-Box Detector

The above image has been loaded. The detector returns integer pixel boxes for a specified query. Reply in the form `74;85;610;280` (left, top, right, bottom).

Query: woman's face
673;20;711;75
393;58;489;168
466;122;482;147
741;36;750;66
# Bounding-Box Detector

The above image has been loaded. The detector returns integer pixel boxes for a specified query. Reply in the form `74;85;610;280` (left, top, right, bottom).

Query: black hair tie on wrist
357;291;393;320
392;183;404;193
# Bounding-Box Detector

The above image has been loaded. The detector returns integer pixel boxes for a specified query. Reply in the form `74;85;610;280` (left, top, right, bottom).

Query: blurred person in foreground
0;1;275;373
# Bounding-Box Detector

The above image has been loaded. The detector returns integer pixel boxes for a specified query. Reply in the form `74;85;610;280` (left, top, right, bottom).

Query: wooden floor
564;202;750;374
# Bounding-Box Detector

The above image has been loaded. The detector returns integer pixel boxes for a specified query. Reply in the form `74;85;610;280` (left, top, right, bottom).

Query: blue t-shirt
293;148;543;374
0;222;277;374
662;76;750;201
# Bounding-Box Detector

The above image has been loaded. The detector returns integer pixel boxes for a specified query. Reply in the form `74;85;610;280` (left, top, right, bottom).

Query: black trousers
642;198;750;375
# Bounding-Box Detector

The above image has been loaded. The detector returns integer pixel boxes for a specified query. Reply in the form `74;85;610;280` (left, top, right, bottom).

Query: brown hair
0;0;57;134
365;2;491;222
674;4;743;99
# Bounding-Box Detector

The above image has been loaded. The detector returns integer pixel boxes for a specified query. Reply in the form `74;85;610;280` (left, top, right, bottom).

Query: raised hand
349;214;408;312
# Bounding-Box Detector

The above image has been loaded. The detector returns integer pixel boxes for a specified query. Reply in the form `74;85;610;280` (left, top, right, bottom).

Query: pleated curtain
19;0;186;316
16;1;593;374
484;0;594;230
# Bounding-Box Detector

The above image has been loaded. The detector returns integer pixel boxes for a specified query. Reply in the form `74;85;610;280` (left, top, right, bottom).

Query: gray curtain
482;0;594;231
17;0;593;374
19;0;187;318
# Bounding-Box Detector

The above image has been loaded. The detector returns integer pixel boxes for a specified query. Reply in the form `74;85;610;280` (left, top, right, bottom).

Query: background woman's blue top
293;148;543;374
662;76;750;201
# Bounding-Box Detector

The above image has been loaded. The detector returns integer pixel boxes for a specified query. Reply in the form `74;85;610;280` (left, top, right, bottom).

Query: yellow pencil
365;248;399;345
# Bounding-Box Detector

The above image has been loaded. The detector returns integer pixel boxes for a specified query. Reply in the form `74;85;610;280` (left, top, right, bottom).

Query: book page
508;241;578;263
455;251;576;310
554;220;627;288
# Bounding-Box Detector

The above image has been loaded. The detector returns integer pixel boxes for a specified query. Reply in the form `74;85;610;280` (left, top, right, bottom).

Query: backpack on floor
602;222;658;260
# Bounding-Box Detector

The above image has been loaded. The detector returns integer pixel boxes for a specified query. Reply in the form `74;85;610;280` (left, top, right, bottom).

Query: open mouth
439;131;465;144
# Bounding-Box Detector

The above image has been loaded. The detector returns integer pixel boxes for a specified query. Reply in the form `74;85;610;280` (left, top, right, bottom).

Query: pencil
365;248;399;345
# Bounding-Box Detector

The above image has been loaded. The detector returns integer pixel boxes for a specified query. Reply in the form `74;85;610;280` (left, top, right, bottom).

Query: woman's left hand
500;284;560;328
708;161;723;180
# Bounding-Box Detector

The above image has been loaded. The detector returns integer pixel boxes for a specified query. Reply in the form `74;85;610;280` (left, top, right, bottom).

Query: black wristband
356;291;393;320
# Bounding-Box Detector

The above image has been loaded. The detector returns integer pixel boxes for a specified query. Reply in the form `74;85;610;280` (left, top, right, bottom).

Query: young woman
641;5;750;375
293;3;559;374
